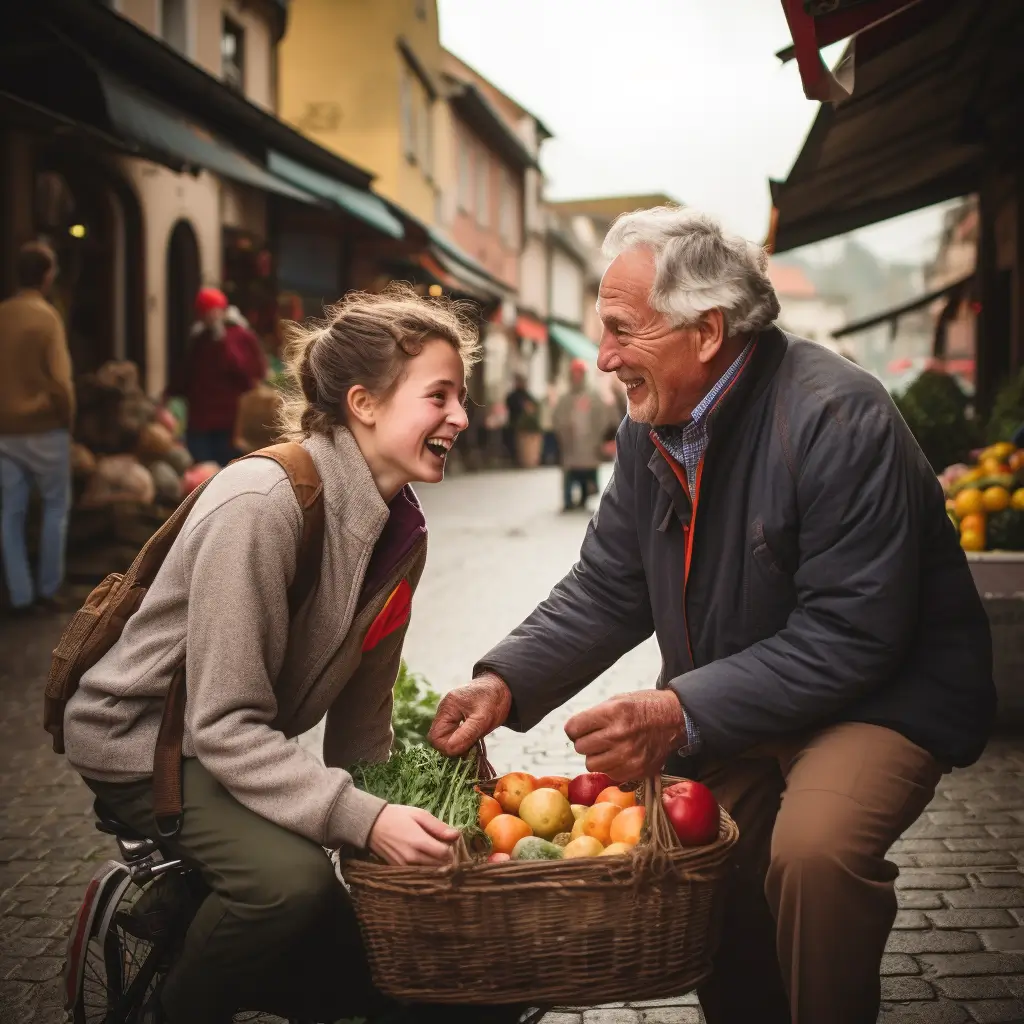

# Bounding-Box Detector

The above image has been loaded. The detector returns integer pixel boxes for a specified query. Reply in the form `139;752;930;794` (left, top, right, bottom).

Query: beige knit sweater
63;428;427;850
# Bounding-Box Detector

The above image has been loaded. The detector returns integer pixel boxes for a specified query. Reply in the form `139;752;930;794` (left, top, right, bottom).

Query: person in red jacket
178;287;267;467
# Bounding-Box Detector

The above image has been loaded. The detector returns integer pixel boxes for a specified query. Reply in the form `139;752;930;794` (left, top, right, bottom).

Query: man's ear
696;309;726;365
347;385;376;427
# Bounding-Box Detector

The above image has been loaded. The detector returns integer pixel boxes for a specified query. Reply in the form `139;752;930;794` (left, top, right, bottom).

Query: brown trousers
693;722;943;1024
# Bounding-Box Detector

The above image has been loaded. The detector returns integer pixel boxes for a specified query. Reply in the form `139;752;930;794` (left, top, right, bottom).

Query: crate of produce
340;746;739;1007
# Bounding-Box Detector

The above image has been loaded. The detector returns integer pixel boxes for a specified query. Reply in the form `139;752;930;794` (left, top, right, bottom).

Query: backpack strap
152;442;325;838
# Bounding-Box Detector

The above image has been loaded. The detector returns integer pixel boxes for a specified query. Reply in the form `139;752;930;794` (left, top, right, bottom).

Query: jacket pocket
745;519;797;638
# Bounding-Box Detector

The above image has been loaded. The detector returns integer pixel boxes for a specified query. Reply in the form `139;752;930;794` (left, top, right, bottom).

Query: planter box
966;552;1024;729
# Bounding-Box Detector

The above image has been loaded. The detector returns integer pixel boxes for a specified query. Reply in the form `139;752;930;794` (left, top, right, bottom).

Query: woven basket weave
341;767;739;1006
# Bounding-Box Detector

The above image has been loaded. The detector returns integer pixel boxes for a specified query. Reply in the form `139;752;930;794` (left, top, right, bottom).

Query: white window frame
221;15;246;92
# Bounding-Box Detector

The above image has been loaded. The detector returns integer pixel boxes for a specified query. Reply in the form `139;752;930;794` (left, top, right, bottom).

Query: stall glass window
221;17;245;92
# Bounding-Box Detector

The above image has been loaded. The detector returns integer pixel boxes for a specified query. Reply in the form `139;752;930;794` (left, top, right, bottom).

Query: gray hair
602;206;780;337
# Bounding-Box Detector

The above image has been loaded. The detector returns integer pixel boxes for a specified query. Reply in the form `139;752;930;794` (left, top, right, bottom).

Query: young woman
62;287;514;1023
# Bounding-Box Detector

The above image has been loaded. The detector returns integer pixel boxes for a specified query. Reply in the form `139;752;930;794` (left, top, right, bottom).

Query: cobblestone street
2;466;1024;1022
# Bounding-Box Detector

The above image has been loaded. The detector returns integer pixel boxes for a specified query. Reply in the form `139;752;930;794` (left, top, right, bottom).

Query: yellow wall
278;0;442;223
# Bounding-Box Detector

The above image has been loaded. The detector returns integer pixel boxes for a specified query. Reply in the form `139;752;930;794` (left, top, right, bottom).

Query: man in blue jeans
0;242;74;616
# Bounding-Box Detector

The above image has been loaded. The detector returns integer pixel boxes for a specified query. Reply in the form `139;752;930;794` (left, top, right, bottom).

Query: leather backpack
45;442;324;835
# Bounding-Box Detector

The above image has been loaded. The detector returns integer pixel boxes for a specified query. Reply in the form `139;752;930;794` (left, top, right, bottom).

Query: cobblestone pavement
2;466;1024;1023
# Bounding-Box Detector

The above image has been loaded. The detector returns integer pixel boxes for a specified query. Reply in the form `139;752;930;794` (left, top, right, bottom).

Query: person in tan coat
62;287;523;1024
0;242;74;615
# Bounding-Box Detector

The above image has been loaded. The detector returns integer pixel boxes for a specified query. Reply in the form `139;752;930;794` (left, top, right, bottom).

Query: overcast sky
437;0;953;266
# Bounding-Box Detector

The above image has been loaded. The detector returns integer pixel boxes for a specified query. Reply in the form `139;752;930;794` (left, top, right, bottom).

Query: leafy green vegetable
391;660;441;752
987;368;1024;445
351;745;482;840
890;371;981;472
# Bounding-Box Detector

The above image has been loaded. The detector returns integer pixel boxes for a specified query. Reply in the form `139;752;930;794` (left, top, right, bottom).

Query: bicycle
63;798;323;1024
64;799;549;1024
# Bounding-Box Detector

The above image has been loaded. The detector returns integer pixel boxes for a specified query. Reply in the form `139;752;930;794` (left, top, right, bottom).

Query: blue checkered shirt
652;340;753;757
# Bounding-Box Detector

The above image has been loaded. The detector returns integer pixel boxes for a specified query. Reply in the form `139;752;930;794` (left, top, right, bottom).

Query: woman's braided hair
279;283;480;440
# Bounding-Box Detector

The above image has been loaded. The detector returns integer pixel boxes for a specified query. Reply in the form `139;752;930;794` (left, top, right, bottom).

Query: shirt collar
689;339;754;428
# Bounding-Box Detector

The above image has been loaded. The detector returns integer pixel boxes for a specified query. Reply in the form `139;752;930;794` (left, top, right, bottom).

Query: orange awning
516;314;548;343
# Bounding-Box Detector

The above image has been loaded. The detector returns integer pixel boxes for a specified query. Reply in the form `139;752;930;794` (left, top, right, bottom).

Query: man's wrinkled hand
427;672;512;756
564;689;688;783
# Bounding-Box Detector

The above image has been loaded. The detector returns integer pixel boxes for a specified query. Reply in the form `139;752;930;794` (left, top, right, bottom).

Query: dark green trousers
87;758;387;1024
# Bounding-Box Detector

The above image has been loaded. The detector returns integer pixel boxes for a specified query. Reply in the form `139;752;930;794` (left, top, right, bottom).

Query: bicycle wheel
70;867;173;1024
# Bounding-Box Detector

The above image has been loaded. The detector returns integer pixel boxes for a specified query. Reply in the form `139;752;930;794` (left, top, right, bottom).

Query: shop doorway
33;160;143;379
166;219;200;393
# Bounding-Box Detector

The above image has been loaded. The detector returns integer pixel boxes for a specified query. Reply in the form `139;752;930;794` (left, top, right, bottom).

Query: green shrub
986;368;1024;444
891;370;981;472
391;660;441;751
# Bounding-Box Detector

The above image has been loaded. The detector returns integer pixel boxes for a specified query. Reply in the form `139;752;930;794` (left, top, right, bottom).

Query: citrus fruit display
939;443;1024;552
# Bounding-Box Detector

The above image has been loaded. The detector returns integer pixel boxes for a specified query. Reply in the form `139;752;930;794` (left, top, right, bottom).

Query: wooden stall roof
770;0;1024;253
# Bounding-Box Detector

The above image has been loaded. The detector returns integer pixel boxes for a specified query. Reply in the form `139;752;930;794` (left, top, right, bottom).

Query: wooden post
1012;174;1024;377
976;178;999;417
0;129;36;299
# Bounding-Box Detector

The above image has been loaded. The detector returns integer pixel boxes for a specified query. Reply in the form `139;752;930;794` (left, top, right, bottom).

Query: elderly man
429;207;995;1024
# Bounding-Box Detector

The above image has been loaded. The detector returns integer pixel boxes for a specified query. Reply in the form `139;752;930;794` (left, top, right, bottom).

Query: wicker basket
341;770;739;1006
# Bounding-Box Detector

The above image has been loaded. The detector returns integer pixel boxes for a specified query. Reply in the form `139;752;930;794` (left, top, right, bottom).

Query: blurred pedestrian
553;358;616;511
504;373;536;466
172;287;267;467
0;242;74;615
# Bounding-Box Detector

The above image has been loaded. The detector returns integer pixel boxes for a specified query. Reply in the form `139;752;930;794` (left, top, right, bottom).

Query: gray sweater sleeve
180;482;386;848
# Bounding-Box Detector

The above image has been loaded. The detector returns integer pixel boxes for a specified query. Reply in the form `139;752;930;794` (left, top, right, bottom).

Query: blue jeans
0;429;71;608
186;429;239;468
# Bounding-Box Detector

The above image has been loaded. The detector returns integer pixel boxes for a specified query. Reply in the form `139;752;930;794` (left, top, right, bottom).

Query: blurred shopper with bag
0;242;73;615
553;357;617;511
170;287;267;467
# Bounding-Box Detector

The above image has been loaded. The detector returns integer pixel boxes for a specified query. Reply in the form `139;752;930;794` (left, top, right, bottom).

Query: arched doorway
166;219;200;393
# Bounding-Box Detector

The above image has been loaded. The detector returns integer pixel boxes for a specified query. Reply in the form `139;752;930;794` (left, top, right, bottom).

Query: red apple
662;779;719;846
568;772;616;807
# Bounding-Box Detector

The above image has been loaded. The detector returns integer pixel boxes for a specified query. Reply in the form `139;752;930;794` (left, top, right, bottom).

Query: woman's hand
367;804;461;866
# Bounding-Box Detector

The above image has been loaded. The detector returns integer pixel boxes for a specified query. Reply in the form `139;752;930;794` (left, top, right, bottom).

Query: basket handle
642;774;683;853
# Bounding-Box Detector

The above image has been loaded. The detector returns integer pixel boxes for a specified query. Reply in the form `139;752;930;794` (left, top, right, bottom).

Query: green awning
98;74;319;204
548;321;599;364
268;151;404;239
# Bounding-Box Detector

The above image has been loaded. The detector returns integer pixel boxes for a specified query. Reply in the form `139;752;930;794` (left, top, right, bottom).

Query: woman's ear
347;385;376;427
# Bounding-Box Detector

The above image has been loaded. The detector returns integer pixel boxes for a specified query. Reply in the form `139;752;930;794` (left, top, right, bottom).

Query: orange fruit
485;814;532;855
594;786;636;809
609;805;646;847
581;803;622;846
959;513;986;536
953;488;985;518
478;793;502;830
960;529;985;552
535;776;571;800
1012;488;1024;511
983;487;1011;513
980;457;1008;476
1008;451;1024;473
493;772;537;815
